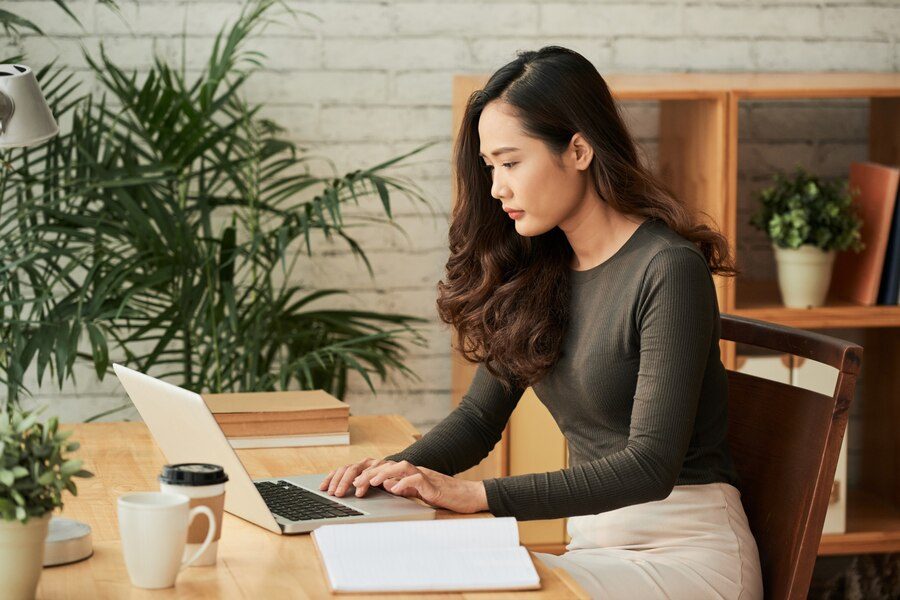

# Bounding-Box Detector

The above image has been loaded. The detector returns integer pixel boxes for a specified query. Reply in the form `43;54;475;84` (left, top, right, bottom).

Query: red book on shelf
829;161;900;306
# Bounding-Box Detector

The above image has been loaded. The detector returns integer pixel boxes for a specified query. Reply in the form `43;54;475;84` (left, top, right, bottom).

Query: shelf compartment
819;489;900;556
732;280;900;328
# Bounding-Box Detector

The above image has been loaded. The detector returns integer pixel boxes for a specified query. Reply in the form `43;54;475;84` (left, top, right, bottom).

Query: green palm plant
1;0;428;409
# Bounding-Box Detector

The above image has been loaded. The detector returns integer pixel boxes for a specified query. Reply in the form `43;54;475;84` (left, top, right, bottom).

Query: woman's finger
319;468;337;490
325;465;350;494
328;458;376;496
326;466;347;495
351;460;392;496
390;472;435;500
365;460;418;486
383;475;424;499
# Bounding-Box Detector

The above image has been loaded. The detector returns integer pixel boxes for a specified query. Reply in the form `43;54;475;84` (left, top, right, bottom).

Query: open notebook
312;517;541;593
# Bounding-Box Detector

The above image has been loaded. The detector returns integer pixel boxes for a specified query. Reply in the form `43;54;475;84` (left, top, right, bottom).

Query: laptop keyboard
255;480;364;522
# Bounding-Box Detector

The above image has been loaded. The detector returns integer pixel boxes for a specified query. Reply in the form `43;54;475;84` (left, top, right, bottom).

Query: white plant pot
773;244;836;308
0;513;51;600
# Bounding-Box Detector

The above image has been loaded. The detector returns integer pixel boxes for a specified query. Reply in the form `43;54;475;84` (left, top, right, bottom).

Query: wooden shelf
454;73;900;104
819;489;900;556
733;280;900;328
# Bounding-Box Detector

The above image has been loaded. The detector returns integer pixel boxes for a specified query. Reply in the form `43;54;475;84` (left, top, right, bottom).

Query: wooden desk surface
38;418;587;599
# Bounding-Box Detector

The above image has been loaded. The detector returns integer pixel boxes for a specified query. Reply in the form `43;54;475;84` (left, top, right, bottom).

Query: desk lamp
1;63;92;565
0;64;58;147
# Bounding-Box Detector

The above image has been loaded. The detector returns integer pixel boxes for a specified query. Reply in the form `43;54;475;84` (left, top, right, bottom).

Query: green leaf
14;412;37;435
0;470;14;487
60;459;83;477
0;8;43;35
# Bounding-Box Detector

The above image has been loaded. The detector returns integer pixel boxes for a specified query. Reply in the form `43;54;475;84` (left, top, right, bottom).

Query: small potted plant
0;406;93;600
751;168;864;308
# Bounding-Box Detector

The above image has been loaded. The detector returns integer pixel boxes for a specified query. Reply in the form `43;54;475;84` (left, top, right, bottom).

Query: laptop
113;363;436;534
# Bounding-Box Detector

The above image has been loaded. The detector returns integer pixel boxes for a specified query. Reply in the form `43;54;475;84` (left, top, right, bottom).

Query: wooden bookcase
450;73;900;556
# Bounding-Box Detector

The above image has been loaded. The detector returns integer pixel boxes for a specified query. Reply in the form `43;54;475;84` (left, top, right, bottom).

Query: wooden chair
720;314;862;600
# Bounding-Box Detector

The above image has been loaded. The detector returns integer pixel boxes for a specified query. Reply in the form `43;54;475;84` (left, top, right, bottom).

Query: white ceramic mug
117;492;216;589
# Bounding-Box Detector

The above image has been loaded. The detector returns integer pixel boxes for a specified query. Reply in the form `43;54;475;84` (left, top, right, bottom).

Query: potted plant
751;168;864;308
0;406;92;600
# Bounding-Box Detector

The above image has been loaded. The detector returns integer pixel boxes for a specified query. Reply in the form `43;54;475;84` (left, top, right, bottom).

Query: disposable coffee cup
159;463;228;566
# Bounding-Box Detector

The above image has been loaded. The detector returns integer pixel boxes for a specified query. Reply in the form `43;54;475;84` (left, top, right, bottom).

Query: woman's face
478;101;593;237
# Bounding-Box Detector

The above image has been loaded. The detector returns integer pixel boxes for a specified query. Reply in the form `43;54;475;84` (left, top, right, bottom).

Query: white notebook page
312;517;541;592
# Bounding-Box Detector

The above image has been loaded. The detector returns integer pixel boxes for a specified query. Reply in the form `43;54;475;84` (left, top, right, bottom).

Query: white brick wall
5;1;899;444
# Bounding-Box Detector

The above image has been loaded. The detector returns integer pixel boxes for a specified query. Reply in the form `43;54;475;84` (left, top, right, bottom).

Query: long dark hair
438;46;735;389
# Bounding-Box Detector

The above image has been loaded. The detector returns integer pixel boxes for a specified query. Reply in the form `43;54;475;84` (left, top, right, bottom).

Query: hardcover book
877;177;900;304
830;161;900;306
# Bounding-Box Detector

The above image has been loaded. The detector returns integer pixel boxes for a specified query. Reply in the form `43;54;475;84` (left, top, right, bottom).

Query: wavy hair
438;46;735;389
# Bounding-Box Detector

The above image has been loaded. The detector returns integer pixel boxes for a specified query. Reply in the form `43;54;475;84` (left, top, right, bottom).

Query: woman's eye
501;162;516;169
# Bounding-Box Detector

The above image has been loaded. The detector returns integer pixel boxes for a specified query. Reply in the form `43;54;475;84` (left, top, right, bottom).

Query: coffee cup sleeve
186;494;225;543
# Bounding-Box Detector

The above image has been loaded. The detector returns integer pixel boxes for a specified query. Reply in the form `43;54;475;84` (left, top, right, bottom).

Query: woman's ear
569;133;594;171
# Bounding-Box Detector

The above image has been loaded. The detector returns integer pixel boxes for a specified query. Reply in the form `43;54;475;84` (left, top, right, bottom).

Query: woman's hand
354;460;489;514
319;457;390;498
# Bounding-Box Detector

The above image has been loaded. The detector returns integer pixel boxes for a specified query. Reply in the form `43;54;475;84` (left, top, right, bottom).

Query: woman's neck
561;198;646;272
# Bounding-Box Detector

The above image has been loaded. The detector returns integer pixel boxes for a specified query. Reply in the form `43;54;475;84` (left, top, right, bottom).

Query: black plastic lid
159;463;228;486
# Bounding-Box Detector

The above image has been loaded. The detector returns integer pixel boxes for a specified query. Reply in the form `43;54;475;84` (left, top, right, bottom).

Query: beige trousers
535;483;763;600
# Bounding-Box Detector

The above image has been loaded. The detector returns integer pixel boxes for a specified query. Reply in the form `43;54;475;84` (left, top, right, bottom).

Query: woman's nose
490;171;508;200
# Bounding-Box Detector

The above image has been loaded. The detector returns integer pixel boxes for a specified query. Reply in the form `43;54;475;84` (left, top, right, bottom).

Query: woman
320;46;763;599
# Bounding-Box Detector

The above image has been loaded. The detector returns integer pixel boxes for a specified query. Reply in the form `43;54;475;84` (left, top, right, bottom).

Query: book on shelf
311;517;541;594
877;173;900;305
830;161;900;306
227;431;349;449
202;390;349;438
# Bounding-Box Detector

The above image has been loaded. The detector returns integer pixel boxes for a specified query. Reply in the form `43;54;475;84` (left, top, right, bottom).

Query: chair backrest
720;314;862;600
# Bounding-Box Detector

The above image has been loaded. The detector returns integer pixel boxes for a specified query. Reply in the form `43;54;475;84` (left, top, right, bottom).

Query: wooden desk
38;417;587;599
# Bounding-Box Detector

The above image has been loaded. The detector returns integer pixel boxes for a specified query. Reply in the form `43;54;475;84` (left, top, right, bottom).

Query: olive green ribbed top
387;219;739;520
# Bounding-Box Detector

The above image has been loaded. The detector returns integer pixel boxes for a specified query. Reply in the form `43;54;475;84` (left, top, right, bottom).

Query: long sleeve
385;366;524;476
483;239;735;520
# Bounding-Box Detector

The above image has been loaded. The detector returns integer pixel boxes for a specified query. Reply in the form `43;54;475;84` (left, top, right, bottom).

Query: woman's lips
504;209;524;220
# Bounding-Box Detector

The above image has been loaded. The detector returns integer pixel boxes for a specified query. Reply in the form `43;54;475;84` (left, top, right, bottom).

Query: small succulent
0;406;93;523
751;168;864;253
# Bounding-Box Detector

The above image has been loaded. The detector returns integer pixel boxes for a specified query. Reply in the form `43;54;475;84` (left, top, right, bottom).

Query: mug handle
180;505;217;570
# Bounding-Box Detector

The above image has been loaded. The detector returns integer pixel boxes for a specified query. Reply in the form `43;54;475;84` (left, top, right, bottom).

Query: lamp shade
0;64;59;148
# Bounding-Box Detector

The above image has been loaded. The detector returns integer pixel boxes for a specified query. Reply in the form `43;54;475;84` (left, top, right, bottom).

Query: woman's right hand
319;457;391;498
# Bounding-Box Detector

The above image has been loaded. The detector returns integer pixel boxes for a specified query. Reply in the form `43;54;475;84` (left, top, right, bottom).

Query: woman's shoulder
630;218;707;268
573;218;709;286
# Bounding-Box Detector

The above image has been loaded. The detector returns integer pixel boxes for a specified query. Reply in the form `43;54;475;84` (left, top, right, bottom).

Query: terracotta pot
0;513;51;600
773;244;836;308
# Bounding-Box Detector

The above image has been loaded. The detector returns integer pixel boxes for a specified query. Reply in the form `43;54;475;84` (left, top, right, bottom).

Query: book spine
218;416;349;437
878;181;900;304
212;407;348;423
227;432;350;449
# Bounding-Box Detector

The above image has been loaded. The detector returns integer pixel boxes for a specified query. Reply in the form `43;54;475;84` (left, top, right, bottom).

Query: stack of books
202;390;350;449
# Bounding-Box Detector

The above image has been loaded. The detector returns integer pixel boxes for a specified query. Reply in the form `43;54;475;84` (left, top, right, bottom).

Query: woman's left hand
352;460;489;514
